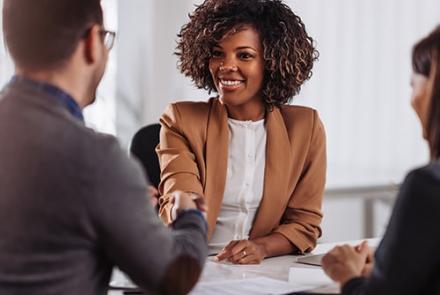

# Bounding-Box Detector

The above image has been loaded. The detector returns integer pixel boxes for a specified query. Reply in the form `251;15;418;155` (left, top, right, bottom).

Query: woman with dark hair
157;0;326;264
322;26;440;294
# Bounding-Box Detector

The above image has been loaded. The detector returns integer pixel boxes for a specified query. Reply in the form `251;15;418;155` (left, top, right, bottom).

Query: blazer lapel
249;107;293;239
204;98;229;239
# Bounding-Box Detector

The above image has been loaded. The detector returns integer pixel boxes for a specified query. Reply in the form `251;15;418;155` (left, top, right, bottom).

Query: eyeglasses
82;27;116;51
100;29;116;50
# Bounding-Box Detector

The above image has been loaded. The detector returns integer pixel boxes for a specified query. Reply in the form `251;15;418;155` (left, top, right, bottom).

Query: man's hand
170;191;206;221
322;241;371;286
148;185;159;207
215;239;267;264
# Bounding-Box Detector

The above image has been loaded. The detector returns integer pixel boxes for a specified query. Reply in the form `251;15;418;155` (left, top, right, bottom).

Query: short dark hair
2;0;103;70
412;26;440;159
176;0;318;108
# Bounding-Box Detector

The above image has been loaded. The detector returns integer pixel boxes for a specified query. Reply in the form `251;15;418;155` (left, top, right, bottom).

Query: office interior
1;0;439;243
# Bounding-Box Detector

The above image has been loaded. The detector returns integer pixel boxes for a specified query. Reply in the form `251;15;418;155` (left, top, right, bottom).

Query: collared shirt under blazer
157;98;326;253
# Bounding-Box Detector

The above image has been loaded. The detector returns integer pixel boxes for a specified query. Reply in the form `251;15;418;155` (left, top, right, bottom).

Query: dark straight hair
427;48;440;160
2;0;103;70
412;26;440;160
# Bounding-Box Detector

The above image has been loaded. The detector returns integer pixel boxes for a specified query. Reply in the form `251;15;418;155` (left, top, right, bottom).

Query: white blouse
209;118;267;254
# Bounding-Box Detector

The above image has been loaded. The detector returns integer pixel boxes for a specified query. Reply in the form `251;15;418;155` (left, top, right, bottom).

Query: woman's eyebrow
235;46;256;51
212;45;258;52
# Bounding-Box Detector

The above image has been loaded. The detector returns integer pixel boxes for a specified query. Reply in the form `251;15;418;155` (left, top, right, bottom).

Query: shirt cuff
174;209;208;232
342;277;367;295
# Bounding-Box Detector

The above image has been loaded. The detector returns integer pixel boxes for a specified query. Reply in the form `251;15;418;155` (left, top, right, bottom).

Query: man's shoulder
3;84;123;162
75;127;122;159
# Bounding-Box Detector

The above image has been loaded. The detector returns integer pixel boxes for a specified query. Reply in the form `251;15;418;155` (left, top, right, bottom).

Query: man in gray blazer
0;0;207;294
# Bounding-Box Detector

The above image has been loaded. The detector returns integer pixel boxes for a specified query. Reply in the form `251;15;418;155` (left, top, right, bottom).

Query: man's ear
83;24;102;65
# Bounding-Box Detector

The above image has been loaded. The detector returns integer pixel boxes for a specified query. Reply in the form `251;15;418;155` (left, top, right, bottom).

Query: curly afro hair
176;0;319;107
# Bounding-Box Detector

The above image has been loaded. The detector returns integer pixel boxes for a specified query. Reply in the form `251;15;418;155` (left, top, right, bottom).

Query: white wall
289;0;439;187
83;0;119;135
115;0;207;146
0;0;13;86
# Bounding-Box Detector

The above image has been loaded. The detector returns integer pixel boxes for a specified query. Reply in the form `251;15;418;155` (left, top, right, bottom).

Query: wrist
176;208;201;218
252;239;269;259
173;208;208;233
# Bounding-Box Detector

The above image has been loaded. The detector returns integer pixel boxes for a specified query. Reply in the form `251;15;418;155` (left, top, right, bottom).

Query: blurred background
1;0;439;242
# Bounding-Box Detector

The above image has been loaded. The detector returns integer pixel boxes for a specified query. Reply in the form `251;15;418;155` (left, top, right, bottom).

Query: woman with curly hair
157;0;326;264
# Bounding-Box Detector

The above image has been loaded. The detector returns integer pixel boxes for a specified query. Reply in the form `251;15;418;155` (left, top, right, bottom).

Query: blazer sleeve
273;110;326;253
157;103;204;224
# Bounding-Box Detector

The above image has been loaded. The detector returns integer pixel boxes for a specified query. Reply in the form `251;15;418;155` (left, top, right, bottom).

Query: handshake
169;191;207;221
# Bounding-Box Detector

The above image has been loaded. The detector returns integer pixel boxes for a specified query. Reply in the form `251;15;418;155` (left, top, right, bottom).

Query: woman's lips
219;79;244;91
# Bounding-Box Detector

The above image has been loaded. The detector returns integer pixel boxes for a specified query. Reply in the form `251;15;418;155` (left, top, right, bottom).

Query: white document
190;277;312;295
297;245;377;267
296;254;325;266
288;267;339;294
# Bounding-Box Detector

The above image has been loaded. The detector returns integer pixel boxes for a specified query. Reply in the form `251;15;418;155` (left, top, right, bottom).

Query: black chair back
130;123;161;188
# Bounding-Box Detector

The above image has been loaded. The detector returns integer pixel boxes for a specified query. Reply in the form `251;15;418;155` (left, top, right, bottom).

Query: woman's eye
238;52;253;60
211;50;223;58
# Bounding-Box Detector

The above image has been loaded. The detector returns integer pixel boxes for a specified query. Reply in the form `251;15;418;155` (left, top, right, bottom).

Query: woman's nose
219;62;238;72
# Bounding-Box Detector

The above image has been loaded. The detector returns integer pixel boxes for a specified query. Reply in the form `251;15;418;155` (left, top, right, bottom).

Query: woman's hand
215;239;268;264
321;241;371;286
356;241;374;277
148;185;159;207
170;191;207;221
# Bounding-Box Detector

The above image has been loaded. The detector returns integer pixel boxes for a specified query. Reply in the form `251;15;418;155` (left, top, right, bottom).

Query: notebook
297;246;377;266
296;254;326;266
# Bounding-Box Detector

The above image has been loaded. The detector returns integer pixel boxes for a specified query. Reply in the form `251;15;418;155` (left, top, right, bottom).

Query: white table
109;238;380;294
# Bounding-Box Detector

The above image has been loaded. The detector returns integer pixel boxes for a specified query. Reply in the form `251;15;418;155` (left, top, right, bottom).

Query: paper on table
289;267;339;294
190;277;312;295
109;268;137;290
297;246;377;267
296;254;325;266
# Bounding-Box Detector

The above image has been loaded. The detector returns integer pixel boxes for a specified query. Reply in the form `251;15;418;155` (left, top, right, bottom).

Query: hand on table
321;240;372;286
170;191;207;221
355;241;375;277
215;239;267;264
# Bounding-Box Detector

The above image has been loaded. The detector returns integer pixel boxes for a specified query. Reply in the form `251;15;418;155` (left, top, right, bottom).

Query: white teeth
220;80;243;86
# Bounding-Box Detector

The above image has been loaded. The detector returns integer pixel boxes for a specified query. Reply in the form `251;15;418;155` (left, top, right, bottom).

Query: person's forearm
172;211;208;266
252;232;296;258
158;256;202;295
155;211;208;294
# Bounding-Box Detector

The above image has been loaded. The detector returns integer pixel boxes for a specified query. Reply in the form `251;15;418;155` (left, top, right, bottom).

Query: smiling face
209;25;265;120
410;72;431;139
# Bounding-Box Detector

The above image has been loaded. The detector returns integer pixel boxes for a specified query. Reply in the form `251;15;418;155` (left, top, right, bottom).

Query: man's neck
15;68;89;109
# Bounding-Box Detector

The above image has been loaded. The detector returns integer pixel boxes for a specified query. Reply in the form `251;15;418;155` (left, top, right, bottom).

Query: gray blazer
0;80;207;295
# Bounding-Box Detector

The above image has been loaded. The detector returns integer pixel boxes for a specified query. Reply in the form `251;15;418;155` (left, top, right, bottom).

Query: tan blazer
157;98;326;253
